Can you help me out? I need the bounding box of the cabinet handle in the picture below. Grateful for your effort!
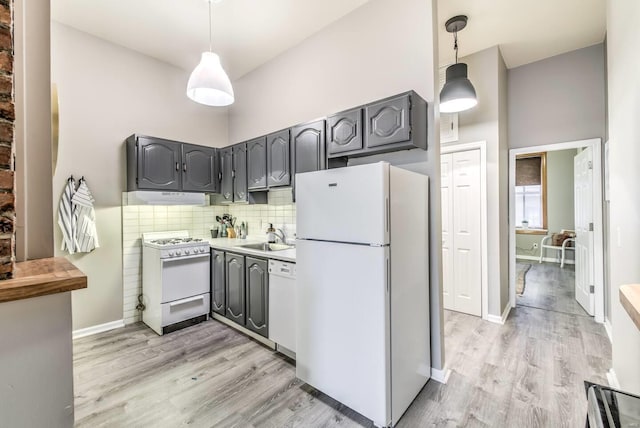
[183,163,187,172]
[218,172,222,181]
[175,162,179,171]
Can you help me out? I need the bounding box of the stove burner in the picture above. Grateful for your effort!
[149,237,204,246]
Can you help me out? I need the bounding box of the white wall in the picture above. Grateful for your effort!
[444,46,509,316]
[606,0,640,394]
[51,23,228,330]
[228,0,445,370]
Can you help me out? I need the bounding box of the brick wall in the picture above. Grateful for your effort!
[0,0,13,279]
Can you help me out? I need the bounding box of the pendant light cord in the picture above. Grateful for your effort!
[453,30,458,64]
[208,0,212,53]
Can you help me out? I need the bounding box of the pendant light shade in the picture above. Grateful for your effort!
[186,0,234,107]
[440,63,477,113]
[439,15,477,113]
[186,52,234,106]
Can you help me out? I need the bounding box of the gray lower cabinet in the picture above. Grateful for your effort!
[247,137,267,190]
[182,144,219,193]
[225,252,245,324]
[292,119,326,176]
[210,249,226,315]
[326,108,363,156]
[267,130,291,187]
[245,257,269,337]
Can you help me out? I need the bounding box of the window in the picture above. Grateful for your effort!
[515,153,547,234]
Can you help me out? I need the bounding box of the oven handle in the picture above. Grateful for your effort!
[169,295,205,309]
[161,253,210,263]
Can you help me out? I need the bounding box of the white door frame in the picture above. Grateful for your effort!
[442,141,489,320]
[508,138,604,323]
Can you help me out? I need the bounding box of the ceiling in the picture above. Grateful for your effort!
[52,0,607,79]
[438,0,606,69]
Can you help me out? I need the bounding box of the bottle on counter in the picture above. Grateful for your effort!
[267,223,276,243]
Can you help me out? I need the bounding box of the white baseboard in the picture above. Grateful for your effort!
[486,303,512,325]
[516,255,575,265]
[73,319,125,340]
[431,366,451,384]
[607,368,620,389]
[604,318,613,343]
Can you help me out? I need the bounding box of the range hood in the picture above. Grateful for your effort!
[124,191,207,206]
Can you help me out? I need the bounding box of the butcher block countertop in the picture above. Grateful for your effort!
[620,284,640,331]
[0,257,87,303]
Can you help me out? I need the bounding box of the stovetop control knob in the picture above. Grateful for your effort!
[184,249,191,255]
[176,250,182,256]
[168,251,175,257]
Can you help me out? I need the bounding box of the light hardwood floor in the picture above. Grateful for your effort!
[74,306,610,427]
[517,262,588,317]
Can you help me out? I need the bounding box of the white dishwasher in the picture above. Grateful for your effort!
[268,259,296,355]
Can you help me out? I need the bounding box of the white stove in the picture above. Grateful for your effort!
[141,231,210,335]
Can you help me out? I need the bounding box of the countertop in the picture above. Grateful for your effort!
[620,284,640,331]
[0,257,88,303]
[208,238,296,263]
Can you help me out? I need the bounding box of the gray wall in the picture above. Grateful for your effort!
[607,0,640,395]
[228,0,445,370]
[443,46,510,317]
[508,43,606,149]
[51,23,229,330]
[516,149,576,259]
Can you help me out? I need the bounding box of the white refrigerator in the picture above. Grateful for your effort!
[295,162,431,428]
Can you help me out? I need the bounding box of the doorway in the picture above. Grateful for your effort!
[441,141,488,318]
[508,138,605,322]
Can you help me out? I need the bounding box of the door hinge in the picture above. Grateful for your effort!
[590,285,595,294]
[588,161,593,170]
[589,222,594,232]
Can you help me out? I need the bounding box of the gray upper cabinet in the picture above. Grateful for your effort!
[219,147,234,202]
[292,119,326,176]
[128,135,182,191]
[182,144,219,193]
[211,249,225,316]
[267,130,291,187]
[225,252,245,325]
[327,108,363,156]
[365,94,411,148]
[245,257,268,337]
[233,143,248,203]
[247,137,267,190]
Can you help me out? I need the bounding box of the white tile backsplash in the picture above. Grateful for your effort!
[121,192,296,325]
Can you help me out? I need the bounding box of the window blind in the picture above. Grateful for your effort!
[516,156,542,186]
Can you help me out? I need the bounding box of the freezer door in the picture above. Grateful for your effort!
[296,239,391,427]
[296,162,389,245]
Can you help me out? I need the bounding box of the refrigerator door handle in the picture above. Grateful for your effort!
[385,197,390,233]
[386,256,390,294]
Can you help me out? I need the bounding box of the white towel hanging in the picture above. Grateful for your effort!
[72,178,99,253]
[58,176,77,254]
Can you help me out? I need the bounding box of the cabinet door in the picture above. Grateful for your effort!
[136,136,182,190]
[247,137,267,190]
[365,94,411,148]
[211,249,226,315]
[292,119,326,175]
[182,144,218,192]
[245,257,268,337]
[225,253,245,324]
[267,130,291,187]
[327,108,363,156]
[233,143,248,203]
[219,147,234,202]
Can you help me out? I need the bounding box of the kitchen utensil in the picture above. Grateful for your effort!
[216,216,222,224]
[220,224,228,238]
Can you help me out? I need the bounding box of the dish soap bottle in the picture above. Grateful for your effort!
[266,223,276,243]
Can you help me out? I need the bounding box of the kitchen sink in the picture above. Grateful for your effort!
[239,243,294,252]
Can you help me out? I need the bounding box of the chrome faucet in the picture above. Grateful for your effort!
[273,228,287,244]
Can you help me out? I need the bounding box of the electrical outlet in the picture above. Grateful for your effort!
[532,243,538,249]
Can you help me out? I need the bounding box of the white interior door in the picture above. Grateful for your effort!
[440,153,454,310]
[574,147,595,315]
[440,149,482,316]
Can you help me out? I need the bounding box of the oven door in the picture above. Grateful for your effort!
[161,253,210,303]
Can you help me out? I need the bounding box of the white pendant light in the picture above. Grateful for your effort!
[440,15,477,113]
[186,0,234,106]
